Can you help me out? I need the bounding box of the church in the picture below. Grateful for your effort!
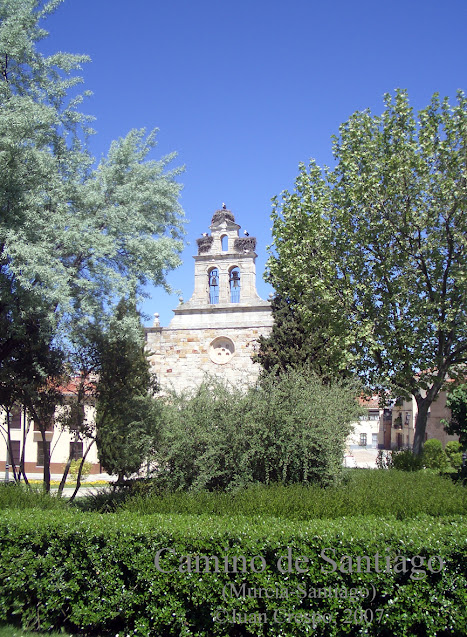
[145,206,274,392]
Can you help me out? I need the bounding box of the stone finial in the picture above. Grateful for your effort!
[153,312,160,327]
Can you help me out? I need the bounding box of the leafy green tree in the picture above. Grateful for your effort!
[443,384,467,449]
[266,90,467,455]
[95,300,161,483]
[0,0,184,355]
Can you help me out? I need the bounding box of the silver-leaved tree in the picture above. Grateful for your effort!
[264,90,467,455]
[0,0,185,485]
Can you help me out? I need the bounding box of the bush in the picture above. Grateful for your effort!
[423,438,449,470]
[67,460,92,482]
[0,510,466,636]
[392,449,423,471]
[155,371,362,491]
[445,441,463,470]
[376,449,393,469]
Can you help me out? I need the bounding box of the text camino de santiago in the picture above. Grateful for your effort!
[154,546,444,581]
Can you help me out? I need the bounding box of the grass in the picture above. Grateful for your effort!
[1,469,466,520]
[118,469,467,520]
[0,483,67,510]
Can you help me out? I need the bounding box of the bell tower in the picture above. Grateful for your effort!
[146,205,273,392]
[168,207,272,328]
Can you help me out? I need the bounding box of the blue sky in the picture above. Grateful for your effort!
[42,0,467,327]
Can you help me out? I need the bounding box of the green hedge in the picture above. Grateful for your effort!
[1,511,467,636]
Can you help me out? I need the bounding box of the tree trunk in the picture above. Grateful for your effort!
[6,410,18,482]
[68,439,95,504]
[412,396,432,456]
[40,427,51,493]
[57,455,73,497]
[18,409,30,486]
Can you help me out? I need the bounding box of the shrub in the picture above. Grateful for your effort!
[423,438,449,470]
[376,449,393,469]
[445,441,463,470]
[0,511,466,636]
[392,449,423,471]
[155,371,362,491]
[67,460,92,482]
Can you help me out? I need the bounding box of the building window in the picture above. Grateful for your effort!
[37,441,50,467]
[8,406,21,429]
[372,433,378,448]
[208,268,219,304]
[368,410,379,421]
[229,267,240,303]
[34,417,54,432]
[221,235,228,251]
[359,433,367,447]
[8,441,20,466]
[70,441,83,460]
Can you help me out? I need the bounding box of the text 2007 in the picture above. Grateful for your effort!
[343,608,384,624]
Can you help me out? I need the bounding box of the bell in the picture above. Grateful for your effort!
[231,271,240,287]
[211,276,218,286]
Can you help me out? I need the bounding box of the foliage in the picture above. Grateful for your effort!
[95,300,161,482]
[0,624,70,637]
[376,449,394,469]
[0,484,66,510]
[0,0,184,491]
[0,510,466,635]
[67,459,91,482]
[443,383,467,448]
[391,449,423,471]
[255,294,351,381]
[0,0,185,340]
[445,440,464,470]
[120,470,467,520]
[155,371,361,491]
[265,90,467,455]
[422,438,449,470]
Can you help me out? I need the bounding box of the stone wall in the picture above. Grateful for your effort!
[146,324,271,394]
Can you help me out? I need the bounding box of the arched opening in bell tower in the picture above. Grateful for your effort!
[229,266,241,303]
[208,268,219,304]
[221,235,228,251]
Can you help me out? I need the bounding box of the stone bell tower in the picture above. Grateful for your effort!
[146,206,273,392]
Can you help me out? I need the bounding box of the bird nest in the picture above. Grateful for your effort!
[197,235,214,254]
[211,210,235,225]
[234,237,256,252]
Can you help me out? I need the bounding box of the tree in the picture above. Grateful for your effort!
[155,371,362,491]
[94,300,161,483]
[0,0,185,359]
[443,384,467,449]
[255,294,352,382]
[265,90,467,455]
[0,302,66,490]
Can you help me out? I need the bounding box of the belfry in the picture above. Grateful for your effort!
[145,207,273,391]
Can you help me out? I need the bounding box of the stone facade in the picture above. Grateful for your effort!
[145,208,273,393]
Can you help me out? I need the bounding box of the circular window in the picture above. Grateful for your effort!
[209,337,235,365]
